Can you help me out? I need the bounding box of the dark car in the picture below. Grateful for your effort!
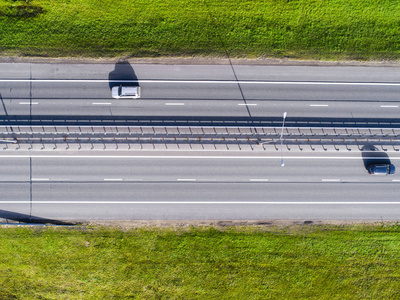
[368,164,396,175]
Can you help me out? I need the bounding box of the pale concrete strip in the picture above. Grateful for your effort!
[3,201,400,204]
[1,155,400,160]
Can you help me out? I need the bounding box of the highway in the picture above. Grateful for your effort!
[1,63,400,119]
[1,80,400,118]
[0,62,400,222]
[0,153,399,221]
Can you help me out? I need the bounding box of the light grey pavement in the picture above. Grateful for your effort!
[1,154,400,221]
[1,62,400,222]
[1,63,400,118]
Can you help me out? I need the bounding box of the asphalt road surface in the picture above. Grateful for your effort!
[1,63,400,119]
[1,62,400,222]
[0,152,399,221]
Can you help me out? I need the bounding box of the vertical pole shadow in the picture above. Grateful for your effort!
[0,209,77,225]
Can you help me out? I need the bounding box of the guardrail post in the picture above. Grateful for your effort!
[298,143,303,151]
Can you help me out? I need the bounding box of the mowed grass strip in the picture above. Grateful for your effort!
[0,225,400,299]
[0,0,400,60]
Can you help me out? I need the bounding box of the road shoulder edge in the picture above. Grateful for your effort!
[1,56,400,67]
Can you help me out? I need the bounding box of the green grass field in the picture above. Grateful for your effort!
[1,224,400,299]
[1,0,400,60]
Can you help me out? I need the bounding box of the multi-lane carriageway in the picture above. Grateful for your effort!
[1,62,400,222]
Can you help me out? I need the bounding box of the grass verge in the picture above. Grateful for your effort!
[0,224,400,299]
[0,0,400,60]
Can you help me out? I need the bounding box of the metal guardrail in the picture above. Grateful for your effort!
[1,126,400,147]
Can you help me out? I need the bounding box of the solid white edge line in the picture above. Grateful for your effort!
[2,201,400,204]
[1,155,400,160]
[3,79,400,86]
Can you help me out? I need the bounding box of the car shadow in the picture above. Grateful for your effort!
[108,61,138,90]
[361,143,392,172]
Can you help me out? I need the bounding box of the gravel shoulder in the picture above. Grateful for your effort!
[1,55,400,67]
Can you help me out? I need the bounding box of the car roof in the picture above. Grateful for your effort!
[121,86,139,95]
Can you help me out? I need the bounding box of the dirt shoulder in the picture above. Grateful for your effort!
[1,55,400,66]
[1,218,394,228]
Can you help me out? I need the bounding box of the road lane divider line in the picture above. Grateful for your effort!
[92,103,112,105]
[177,178,196,181]
[19,102,38,105]
[4,79,400,87]
[238,103,257,106]
[310,104,329,107]
[31,178,50,181]
[392,179,400,182]
[322,179,340,182]
[250,179,269,181]
[380,105,399,108]
[103,178,123,181]
[165,103,185,106]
